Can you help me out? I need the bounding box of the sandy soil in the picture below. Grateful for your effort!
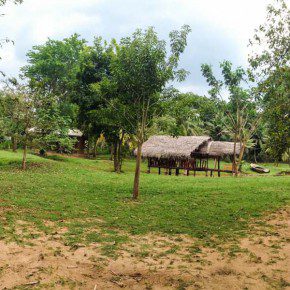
[0,208,289,290]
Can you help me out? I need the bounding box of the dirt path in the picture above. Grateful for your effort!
[0,208,289,290]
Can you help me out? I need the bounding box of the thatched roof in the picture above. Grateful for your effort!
[139,136,241,159]
[195,141,241,157]
[140,135,211,158]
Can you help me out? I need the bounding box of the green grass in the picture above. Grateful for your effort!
[0,150,289,248]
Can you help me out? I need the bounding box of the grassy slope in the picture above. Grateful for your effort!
[0,150,289,247]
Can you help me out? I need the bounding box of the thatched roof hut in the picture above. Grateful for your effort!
[196,141,241,157]
[140,135,211,158]
[140,136,241,159]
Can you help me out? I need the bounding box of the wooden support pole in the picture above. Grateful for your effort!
[176,168,179,176]
[147,158,151,174]
[169,168,172,176]
[218,157,221,177]
[158,167,161,175]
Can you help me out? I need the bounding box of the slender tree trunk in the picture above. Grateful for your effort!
[113,141,119,172]
[132,141,142,199]
[117,131,125,173]
[22,138,27,170]
[233,133,238,176]
[11,136,17,152]
[110,145,114,161]
[93,137,97,158]
[236,141,246,174]
[254,147,257,163]
[113,132,125,173]
[116,141,122,173]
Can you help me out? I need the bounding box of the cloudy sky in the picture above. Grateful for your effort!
[0,0,273,95]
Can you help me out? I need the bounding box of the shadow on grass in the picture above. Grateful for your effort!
[45,155,69,162]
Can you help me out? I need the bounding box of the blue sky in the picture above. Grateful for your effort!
[0,0,272,96]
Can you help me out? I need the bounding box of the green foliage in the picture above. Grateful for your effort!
[262,67,290,161]
[22,34,86,126]
[0,80,75,154]
[200,64,222,99]
[249,0,289,76]
[249,0,290,162]
[153,91,207,137]
[23,34,86,96]
[106,25,191,141]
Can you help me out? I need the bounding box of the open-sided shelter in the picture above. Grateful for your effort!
[140,135,241,176]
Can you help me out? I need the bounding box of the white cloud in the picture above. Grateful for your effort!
[0,0,273,95]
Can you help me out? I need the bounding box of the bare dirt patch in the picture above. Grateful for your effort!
[0,209,289,289]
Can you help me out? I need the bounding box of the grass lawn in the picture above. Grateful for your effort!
[0,150,289,249]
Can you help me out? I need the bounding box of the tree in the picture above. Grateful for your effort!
[76,38,128,170]
[201,61,260,174]
[0,81,23,151]
[104,26,191,199]
[152,90,206,137]
[249,0,290,163]
[0,79,74,169]
[22,34,87,125]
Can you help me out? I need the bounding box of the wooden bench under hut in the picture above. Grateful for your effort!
[140,135,241,177]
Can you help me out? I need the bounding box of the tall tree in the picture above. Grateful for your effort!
[105,26,191,199]
[75,38,124,166]
[201,61,260,174]
[22,34,86,125]
[249,0,290,163]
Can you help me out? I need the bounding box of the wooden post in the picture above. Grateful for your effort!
[158,167,161,175]
[147,158,151,173]
[176,168,179,176]
[214,158,217,170]
[218,157,221,177]
[169,168,172,175]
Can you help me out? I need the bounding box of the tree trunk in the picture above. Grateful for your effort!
[236,141,246,174]
[254,147,257,163]
[132,141,142,200]
[116,141,122,173]
[113,132,124,173]
[22,140,27,170]
[113,141,118,172]
[117,132,124,172]
[11,136,17,152]
[113,141,122,173]
[233,133,238,177]
[110,145,114,161]
[93,137,97,158]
